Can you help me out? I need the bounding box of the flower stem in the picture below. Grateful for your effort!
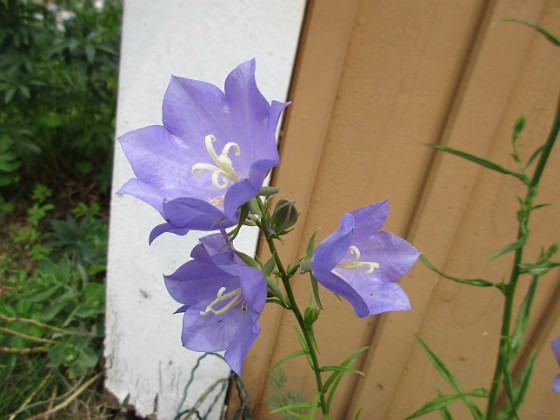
[255,205,329,417]
[485,92,560,419]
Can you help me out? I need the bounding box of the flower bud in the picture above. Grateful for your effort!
[269,198,299,235]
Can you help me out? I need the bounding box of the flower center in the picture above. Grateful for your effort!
[200,286,244,316]
[192,135,241,189]
[336,245,379,274]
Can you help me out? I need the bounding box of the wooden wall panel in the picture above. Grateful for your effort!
[239,0,560,418]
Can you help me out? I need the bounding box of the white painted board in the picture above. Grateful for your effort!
[105,1,305,418]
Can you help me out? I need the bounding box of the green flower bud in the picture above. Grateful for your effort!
[269,198,299,235]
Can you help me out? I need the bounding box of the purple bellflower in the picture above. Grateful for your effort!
[310,200,420,318]
[164,233,266,375]
[552,337,560,393]
[118,59,288,242]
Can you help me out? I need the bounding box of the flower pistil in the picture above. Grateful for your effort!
[192,134,241,189]
[200,286,244,316]
[336,246,380,274]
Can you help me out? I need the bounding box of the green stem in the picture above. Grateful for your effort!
[255,202,328,417]
[485,92,560,419]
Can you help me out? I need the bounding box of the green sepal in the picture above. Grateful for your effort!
[426,143,528,184]
[247,198,262,218]
[258,186,280,197]
[405,389,488,419]
[303,306,321,327]
[307,231,318,257]
[232,250,260,269]
[413,334,484,419]
[309,273,324,309]
[263,255,276,277]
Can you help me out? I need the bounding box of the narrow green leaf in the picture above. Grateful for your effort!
[327,373,344,413]
[353,408,362,420]
[421,255,503,291]
[322,346,368,393]
[486,235,527,265]
[270,401,315,414]
[427,144,526,182]
[497,352,537,420]
[526,144,545,167]
[406,389,488,419]
[320,366,365,376]
[270,350,308,373]
[494,19,560,46]
[414,335,484,419]
[309,392,321,420]
[511,277,539,356]
[437,387,453,420]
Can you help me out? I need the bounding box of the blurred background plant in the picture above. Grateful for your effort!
[0,0,121,417]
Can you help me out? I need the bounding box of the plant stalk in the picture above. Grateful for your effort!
[485,92,560,419]
[256,209,329,417]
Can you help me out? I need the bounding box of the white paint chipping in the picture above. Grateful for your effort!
[106,1,305,418]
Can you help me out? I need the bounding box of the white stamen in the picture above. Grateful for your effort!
[336,245,379,274]
[200,287,243,316]
[192,135,241,189]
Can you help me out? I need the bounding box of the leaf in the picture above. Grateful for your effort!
[426,144,527,183]
[494,19,560,47]
[406,389,488,419]
[270,350,308,372]
[486,235,527,265]
[413,335,484,419]
[320,366,365,376]
[437,387,453,420]
[307,231,318,257]
[309,392,321,420]
[322,346,368,393]
[421,255,503,292]
[270,401,316,415]
[526,144,544,167]
[511,277,538,356]
[497,353,537,420]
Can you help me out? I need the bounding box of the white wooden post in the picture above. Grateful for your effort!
[105,1,305,417]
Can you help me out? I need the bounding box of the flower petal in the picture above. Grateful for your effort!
[311,213,354,271]
[163,197,236,230]
[349,200,389,243]
[162,75,229,144]
[164,259,238,306]
[223,159,278,221]
[344,231,420,284]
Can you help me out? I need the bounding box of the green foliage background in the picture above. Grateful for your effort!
[0,0,121,417]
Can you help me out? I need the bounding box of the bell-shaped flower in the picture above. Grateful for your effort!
[552,337,560,393]
[164,233,266,375]
[310,200,420,318]
[118,59,288,242]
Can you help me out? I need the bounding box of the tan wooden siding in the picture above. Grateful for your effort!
[238,0,560,418]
